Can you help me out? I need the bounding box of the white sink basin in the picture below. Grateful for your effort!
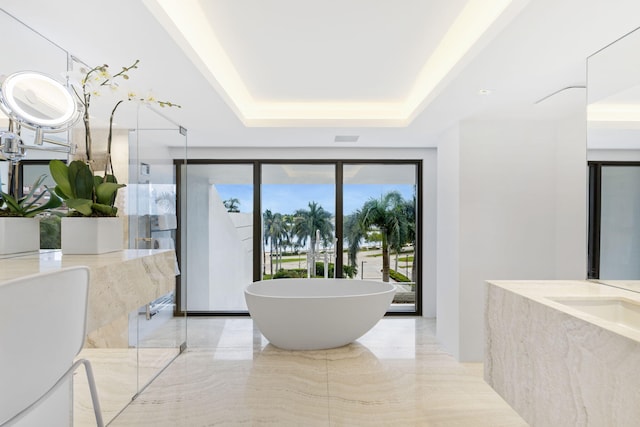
[547,296,640,332]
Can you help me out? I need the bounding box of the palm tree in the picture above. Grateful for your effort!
[263,210,274,275]
[263,210,288,275]
[344,213,366,273]
[389,196,413,272]
[359,191,408,282]
[269,213,288,272]
[223,198,240,212]
[403,194,417,282]
[293,201,334,271]
[281,214,295,254]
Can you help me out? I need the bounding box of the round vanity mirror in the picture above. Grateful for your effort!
[0,71,82,132]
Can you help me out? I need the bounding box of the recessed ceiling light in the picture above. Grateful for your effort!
[478,89,492,95]
[334,135,359,142]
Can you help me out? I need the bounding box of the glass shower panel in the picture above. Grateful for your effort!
[182,163,254,312]
[343,163,418,312]
[130,105,187,392]
[599,166,640,278]
[262,164,336,280]
[0,161,7,193]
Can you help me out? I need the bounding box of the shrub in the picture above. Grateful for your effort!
[314,261,335,278]
[268,264,357,279]
[389,269,411,283]
[40,215,61,249]
[342,264,357,279]
[273,268,307,279]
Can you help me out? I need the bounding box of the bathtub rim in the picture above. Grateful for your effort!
[245,279,396,300]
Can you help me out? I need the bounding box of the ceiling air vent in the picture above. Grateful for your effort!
[334,135,359,142]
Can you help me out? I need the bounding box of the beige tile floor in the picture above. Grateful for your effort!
[109,317,528,426]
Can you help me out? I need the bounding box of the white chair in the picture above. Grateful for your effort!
[0,266,104,427]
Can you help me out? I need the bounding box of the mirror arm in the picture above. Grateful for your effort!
[40,137,76,150]
[34,128,43,145]
[18,143,75,155]
[0,132,25,164]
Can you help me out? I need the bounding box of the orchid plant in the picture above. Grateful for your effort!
[51,60,180,217]
[70,59,180,178]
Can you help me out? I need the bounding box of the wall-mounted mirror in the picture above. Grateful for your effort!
[0,71,81,132]
[0,71,81,163]
[0,70,81,196]
[587,26,640,292]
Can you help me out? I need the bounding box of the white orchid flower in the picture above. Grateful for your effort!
[98,68,111,81]
[142,91,157,104]
[69,58,177,185]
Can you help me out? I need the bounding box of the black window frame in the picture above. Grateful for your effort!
[175,159,423,317]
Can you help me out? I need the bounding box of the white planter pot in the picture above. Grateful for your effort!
[0,217,40,255]
[61,217,123,254]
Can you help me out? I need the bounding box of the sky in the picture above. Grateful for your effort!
[216,183,415,216]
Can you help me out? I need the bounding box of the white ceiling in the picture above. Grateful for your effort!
[199,0,467,102]
[1,0,640,148]
[143,0,526,127]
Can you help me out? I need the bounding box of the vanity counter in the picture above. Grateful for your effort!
[592,279,640,293]
[0,249,177,334]
[485,280,640,427]
[487,279,640,342]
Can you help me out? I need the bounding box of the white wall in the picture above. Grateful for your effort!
[422,148,438,317]
[437,114,587,361]
[555,117,589,277]
[185,173,211,310]
[436,126,460,357]
[208,186,253,310]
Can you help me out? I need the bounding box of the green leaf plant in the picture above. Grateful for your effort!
[0,174,62,217]
[49,159,125,217]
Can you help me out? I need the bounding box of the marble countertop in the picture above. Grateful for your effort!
[592,279,640,293]
[0,249,174,282]
[0,249,178,335]
[487,279,640,343]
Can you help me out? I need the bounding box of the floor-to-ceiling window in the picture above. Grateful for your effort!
[343,163,419,312]
[181,162,254,313]
[179,160,421,315]
[588,161,640,279]
[262,163,336,280]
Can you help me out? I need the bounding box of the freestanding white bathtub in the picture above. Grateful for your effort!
[244,279,396,350]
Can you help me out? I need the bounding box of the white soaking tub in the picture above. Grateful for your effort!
[244,279,395,350]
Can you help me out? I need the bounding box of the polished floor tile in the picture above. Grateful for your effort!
[73,348,179,426]
[109,317,527,426]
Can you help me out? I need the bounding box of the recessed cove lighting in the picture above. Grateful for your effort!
[144,0,521,126]
[588,104,640,122]
[334,135,359,143]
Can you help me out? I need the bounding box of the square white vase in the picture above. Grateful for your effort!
[0,217,40,255]
[61,217,123,254]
